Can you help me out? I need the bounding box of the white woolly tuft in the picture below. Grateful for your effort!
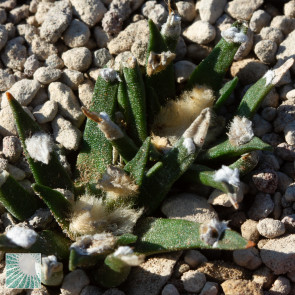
[213,165,240,187]
[99,68,121,82]
[227,116,254,146]
[114,246,144,266]
[25,132,53,164]
[6,226,38,249]
[200,219,229,248]
[183,137,196,154]
[221,27,248,44]
[114,246,134,256]
[0,170,9,187]
[263,70,275,86]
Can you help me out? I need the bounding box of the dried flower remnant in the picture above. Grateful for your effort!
[25,132,53,164]
[6,226,38,248]
[227,116,254,146]
[113,246,144,266]
[82,107,124,140]
[161,12,181,39]
[146,51,176,76]
[97,166,139,199]
[200,219,229,248]
[99,68,122,82]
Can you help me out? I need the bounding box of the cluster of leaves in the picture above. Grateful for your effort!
[0,8,292,288]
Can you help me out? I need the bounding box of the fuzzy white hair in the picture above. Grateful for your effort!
[25,132,53,164]
[6,226,38,248]
[214,165,240,187]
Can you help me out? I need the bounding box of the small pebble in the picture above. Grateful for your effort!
[181,270,206,293]
[176,1,196,22]
[253,266,274,289]
[270,15,295,35]
[0,68,15,91]
[60,269,90,295]
[252,169,278,194]
[45,54,64,69]
[260,26,284,45]
[284,0,295,18]
[248,193,274,220]
[225,0,264,20]
[184,250,208,269]
[174,60,196,83]
[161,284,179,295]
[269,276,291,294]
[254,40,277,64]
[233,248,262,270]
[284,183,295,202]
[93,26,109,48]
[63,18,90,48]
[33,67,62,84]
[261,107,277,122]
[24,54,40,77]
[198,0,226,24]
[141,1,168,26]
[62,47,92,72]
[93,48,112,68]
[249,9,271,33]
[2,136,22,162]
[199,281,219,295]
[28,208,53,230]
[33,100,58,124]
[60,69,84,90]
[80,285,103,295]
[257,218,285,238]
[183,20,216,45]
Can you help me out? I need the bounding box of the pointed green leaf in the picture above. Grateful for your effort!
[186,22,247,92]
[7,93,73,191]
[124,137,151,186]
[134,218,251,255]
[214,77,239,112]
[76,74,119,182]
[32,183,72,234]
[0,172,42,221]
[198,137,272,163]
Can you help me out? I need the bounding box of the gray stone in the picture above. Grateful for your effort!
[199,282,218,295]
[0,69,15,91]
[60,269,90,295]
[28,208,53,230]
[33,67,62,84]
[93,48,112,68]
[71,0,107,27]
[1,37,26,70]
[48,82,84,127]
[277,171,293,193]
[0,106,17,136]
[0,8,6,24]
[254,40,277,64]
[24,54,40,77]
[261,107,277,121]
[252,169,278,194]
[250,10,271,33]
[131,36,149,66]
[29,38,58,61]
[5,79,40,107]
[8,4,29,24]
[225,0,264,20]
[233,248,262,270]
[52,115,82,151]
[260,27,284,45]
[181,270,206,293]
[284,121,295,145]
[257,218,285,238]
[142,1,168,26]
[33,101,58,124]
[284,183,295,202]
[176,1,196,22]
[269,276,291,295]
[198,0,226,24]
[271,15,295,35]
[175,37,187,61]
[30,87,48,108]
[161,193,218,223]
[45,54,64,69]
[125,252,181,295]
[183,20,216,45]
[276,143,295,161]
[107,20,149,55]
[60,69,84,90]
[221,279,263,295]
[7,164,25,181]
[184,250,208,268]
[285,0,295,18]
[2,136,22,163]
[0,24,8,51]
[78,79,94,109]
[62,47,92,72]
[248,193,274,220]
[93,26,109,48]
[63,19,90,48]
[103,289,125,295]
[5,22,15,40]
[241,219,260,243]
[161,284,179,295]
[174,60,196,83]
[252,114,272,137]
[253,266,274,289]
[80,285,103,295]
[274,99,295,132]
[261,234,295,274]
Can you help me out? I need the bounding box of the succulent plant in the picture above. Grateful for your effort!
[0,5,293,289]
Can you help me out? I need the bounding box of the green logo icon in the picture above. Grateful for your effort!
[5,253,41,289]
